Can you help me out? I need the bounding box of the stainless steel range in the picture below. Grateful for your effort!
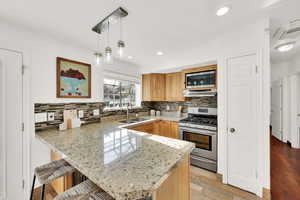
[179,107,217,172]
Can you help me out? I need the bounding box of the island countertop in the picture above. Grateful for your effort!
[36,120,194,200]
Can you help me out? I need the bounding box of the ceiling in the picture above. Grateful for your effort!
[269,0,300,64]
[0,0,298,67]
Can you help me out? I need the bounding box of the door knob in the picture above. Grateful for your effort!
[230,128,236,133]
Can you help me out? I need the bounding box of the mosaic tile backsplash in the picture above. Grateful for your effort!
[34,102,105,131]
[142,96,217,113]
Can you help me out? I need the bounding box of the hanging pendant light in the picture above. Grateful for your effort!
[94,36,103,65]
[104,47,112,63]
[104,21,113,63]
[117,17,125,58]
[94,52,103,65]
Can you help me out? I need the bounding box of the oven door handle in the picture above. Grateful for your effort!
[179,127,216,135]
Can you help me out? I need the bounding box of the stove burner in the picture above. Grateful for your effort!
[179,115,217,127]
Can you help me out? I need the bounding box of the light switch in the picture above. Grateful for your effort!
[47,112,55,121]
[35,113,47,123]
[78,110,84,118]
[93,109,99,116]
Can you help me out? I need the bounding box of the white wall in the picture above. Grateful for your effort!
[271,62,290,81]
[0,19,141,194]
[141,18,271,192]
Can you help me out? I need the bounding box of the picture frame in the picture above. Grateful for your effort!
[56,57,91,98]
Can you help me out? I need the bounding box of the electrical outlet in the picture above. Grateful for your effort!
[78,110,84,118]
[35,113,47,123]
[93,109,99,116]
[47,112,55,121]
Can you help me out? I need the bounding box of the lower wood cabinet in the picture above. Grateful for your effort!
[50,151,73,194]
[128,120,179,139]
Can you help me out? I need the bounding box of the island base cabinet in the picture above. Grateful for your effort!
[50,151,73,194]
[153,154,190,200]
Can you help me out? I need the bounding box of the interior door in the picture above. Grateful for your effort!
[271,80,283,141]
[227,53,259,194]
[0,49,23,200]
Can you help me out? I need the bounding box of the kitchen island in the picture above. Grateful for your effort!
[36,120,194,200]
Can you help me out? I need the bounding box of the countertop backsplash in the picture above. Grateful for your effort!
[142,96,217,113]
[34,102,105,131]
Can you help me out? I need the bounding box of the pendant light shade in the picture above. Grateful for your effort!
[94,52,103,65]
[118,40,125,58]
[105,47,112,63]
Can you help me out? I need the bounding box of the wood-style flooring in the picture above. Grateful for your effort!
[32,167,267,200]
[271,135,300,200]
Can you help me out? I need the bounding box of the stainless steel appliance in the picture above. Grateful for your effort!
[179,107,217,172]
[185,70,216,89]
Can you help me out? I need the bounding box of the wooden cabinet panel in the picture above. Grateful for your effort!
[142,74,165,101]
[128,122,155,134]
[153,154,190,200]
[127,121,179,139]
[50,151,73,194]
[170,121,179,139]
[165,72,184,102]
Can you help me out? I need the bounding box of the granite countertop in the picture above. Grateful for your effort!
[36,120,194,200]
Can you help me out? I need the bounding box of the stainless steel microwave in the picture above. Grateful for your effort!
[185,70,216,89]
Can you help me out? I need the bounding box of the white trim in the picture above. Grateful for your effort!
[0,55,7,200]
[0,194,5,200]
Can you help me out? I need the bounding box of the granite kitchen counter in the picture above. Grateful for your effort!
[36,121,194,200]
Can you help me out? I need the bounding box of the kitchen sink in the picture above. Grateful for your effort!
[119,118,148,124]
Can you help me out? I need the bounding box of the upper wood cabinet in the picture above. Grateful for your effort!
[165,72,185,102]
[142,73,166,101]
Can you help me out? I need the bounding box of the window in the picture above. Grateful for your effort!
[104,78,141,109]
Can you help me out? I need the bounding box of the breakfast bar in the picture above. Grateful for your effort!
[36,120,194,200]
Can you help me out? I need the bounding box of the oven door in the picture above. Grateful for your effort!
[186,70,216,89]
[180,127,217,161]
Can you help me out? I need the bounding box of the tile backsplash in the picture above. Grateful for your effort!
[34,102,105,131]
[142,96,217,113]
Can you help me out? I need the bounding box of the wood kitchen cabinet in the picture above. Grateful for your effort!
[165,72,185,102]
[142,74,166,101]
[50,151,73,194]
[128,121,179,139]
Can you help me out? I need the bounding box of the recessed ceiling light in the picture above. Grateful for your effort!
[274,39,296,52]
[128,56,133,59]
[216,6,230,16]
[156,51,164,56]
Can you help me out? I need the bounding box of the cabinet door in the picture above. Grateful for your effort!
[151,74,166,101]
[142,74,151,101]
[166,72,184,101]
[170,122,179,139]
[159,121,171,137]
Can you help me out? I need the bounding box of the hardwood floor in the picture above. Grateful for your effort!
[32,167,267,200]
[271,135,300,200]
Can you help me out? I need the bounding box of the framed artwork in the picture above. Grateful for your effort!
[56,57,91,98]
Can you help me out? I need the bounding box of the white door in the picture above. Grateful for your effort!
[271,80,283,141]
[0,49,24,200]
[227,53,259,194]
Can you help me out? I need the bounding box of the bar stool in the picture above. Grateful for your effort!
[30,159,76,200]
[53,180,114,200]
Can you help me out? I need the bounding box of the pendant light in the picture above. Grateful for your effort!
[104,21,113,63]
[117,17,125,58]
[94,36,103,65]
